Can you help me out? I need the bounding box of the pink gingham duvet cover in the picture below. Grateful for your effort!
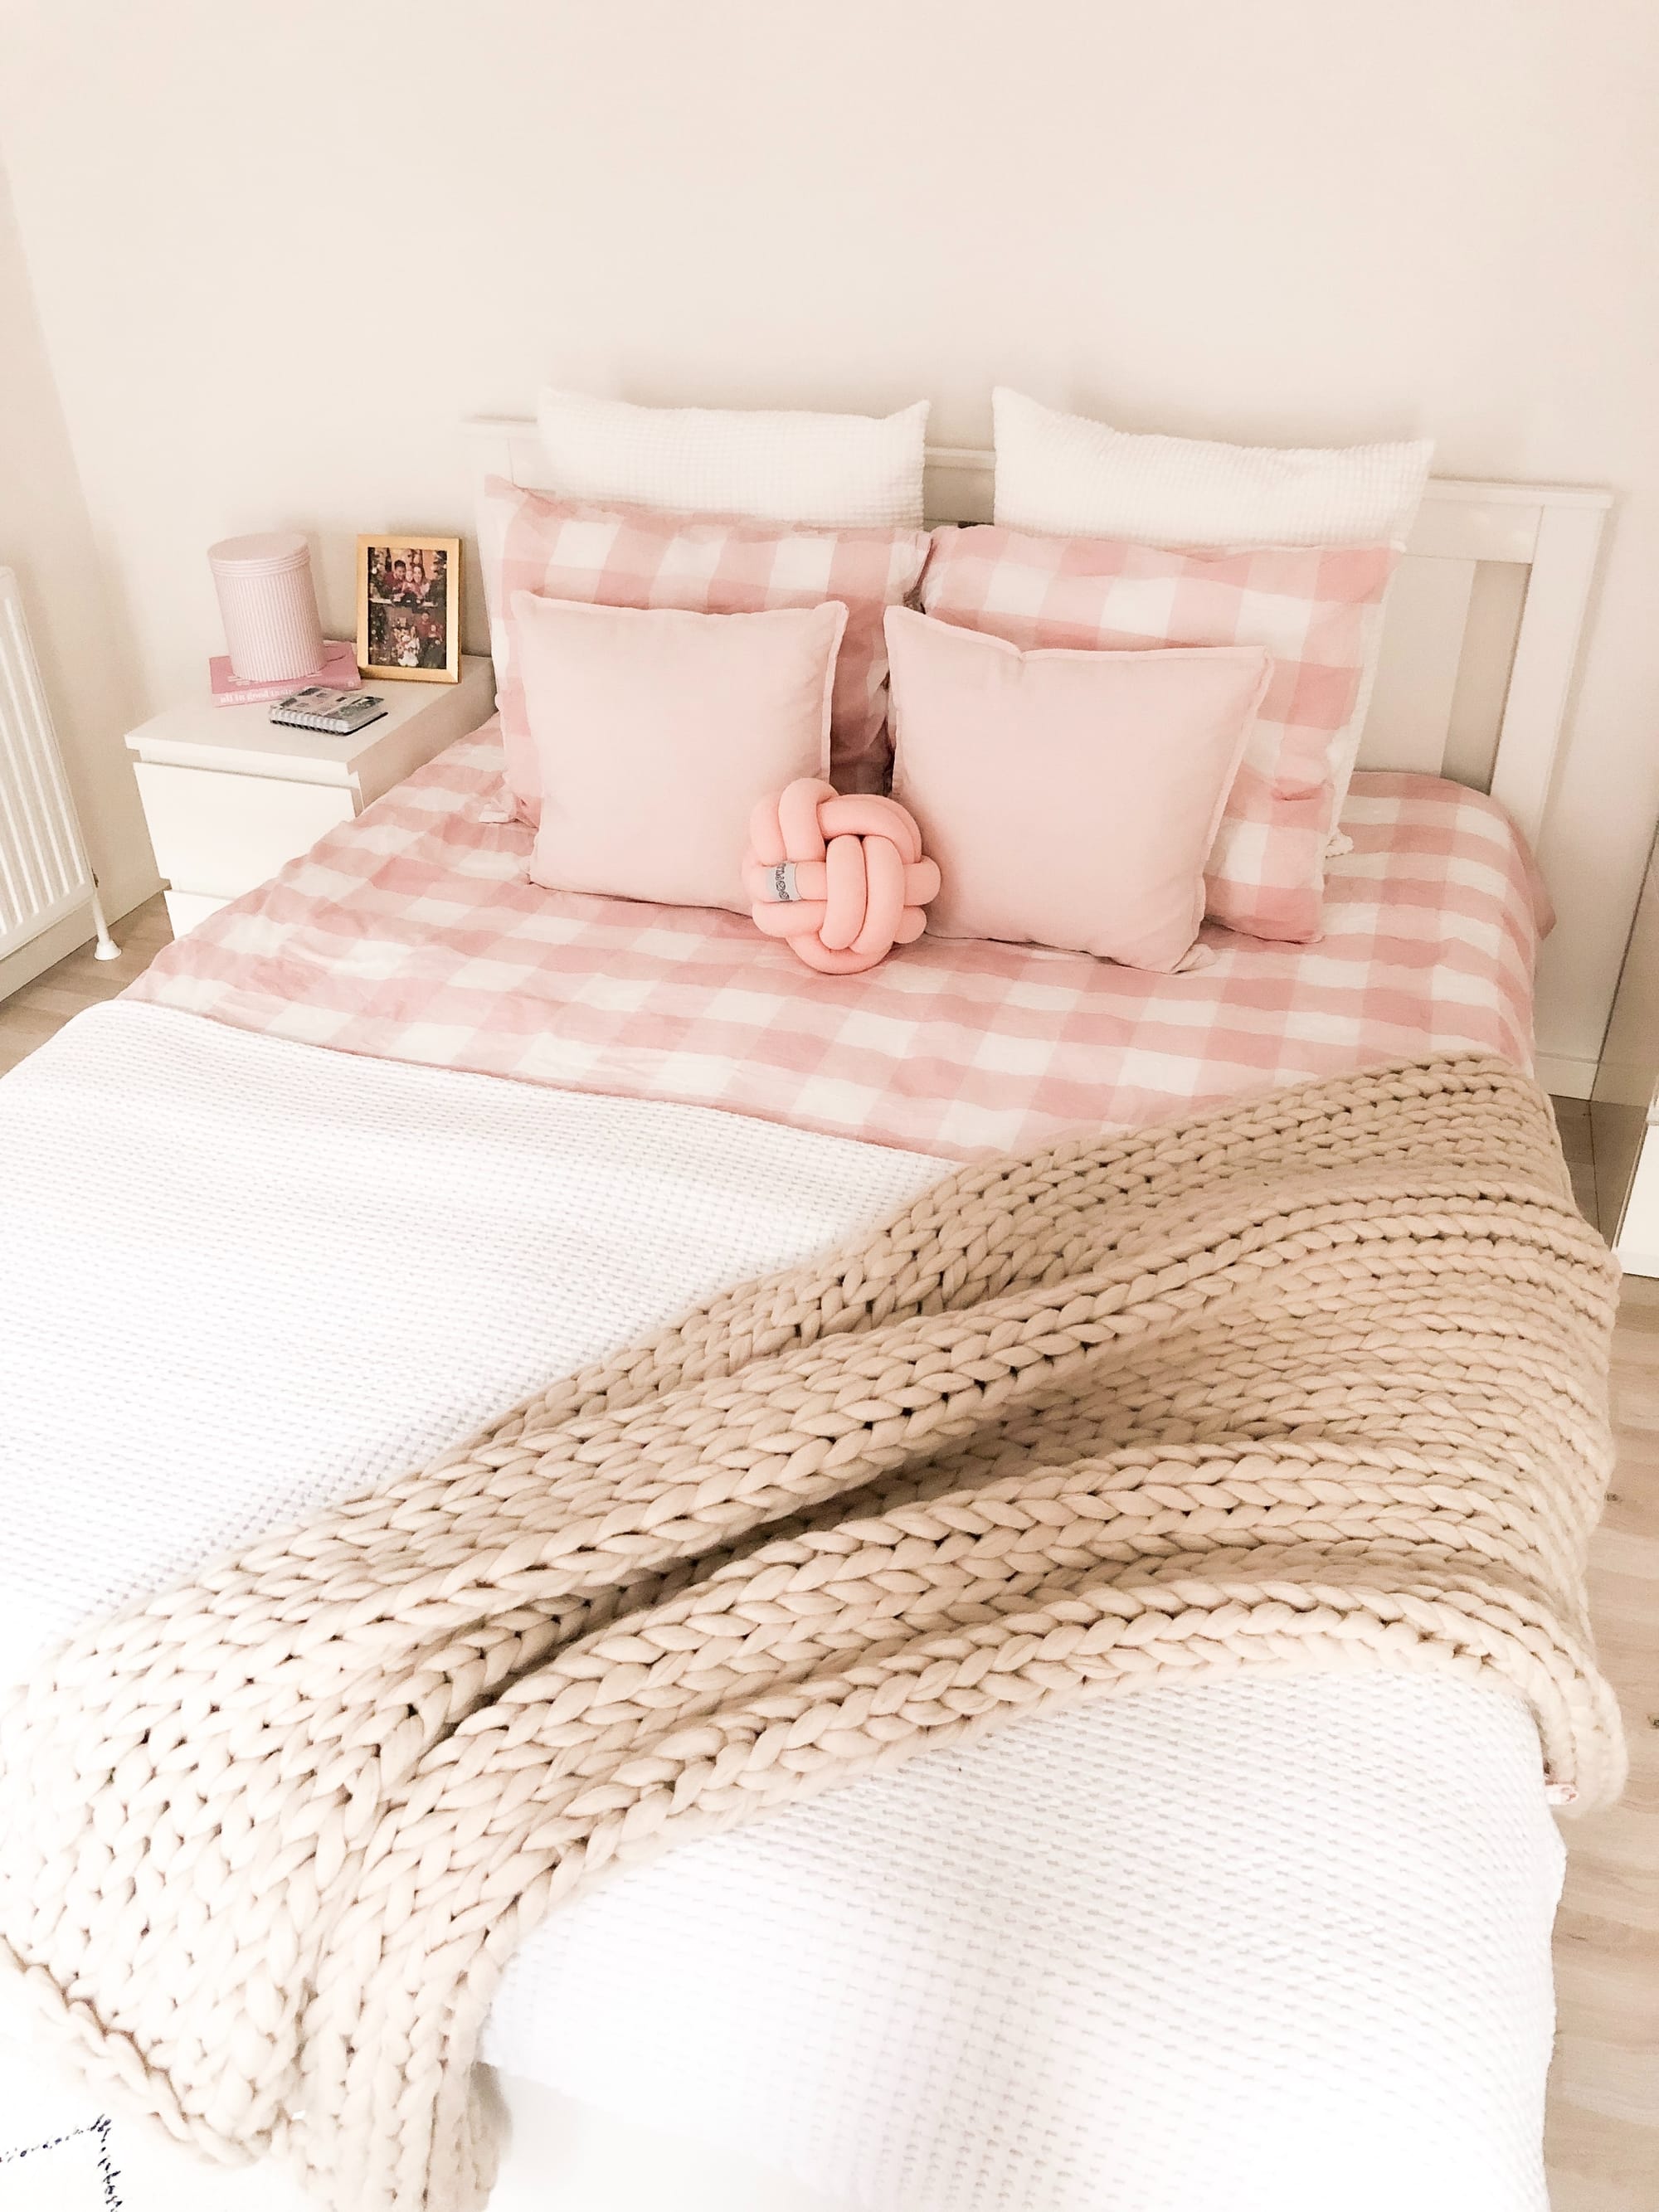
[127,719,1546,1159]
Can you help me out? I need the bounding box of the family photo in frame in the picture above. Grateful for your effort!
[356,534,461,683]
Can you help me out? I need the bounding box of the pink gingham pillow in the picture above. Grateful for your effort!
[917,526,1399,941]
[478,475,929,820]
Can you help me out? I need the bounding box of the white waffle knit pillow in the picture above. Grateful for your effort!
[991,387,1433,834]
[992,387,1432,548]
[537,388,929,529]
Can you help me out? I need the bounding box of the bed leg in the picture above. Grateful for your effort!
[90,886,120,961]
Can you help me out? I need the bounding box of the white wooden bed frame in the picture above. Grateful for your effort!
[465,418,1611,1091]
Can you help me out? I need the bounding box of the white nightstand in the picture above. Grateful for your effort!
[126,653,495,934]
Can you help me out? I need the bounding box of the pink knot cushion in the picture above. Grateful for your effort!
[746,779,940,975]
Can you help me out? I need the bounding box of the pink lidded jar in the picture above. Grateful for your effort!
[207,532,325,683]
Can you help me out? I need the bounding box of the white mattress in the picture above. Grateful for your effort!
[0,1001,1564,2211]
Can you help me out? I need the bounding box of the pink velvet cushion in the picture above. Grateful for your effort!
[745,780,941,975]
[519,593,847,914]
[478,475,929,819]
[886,606,1271,972]
[917,526,1397,942]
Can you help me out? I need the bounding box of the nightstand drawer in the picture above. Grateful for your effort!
[132,761,356,898]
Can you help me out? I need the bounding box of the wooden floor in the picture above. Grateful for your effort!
[0,893,173,1077]
[0,919,1654,2207]
[1547,1096,1658,2212]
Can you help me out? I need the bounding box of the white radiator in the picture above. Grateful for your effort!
[0,566,115,965]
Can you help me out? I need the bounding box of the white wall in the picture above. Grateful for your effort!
[1,0,1654,1077]
[0,159,158,946]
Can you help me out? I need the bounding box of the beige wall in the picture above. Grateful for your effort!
[1,0,1655,1077]
[0,159,157,931]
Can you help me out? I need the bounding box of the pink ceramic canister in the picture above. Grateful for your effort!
[207,532,325,683]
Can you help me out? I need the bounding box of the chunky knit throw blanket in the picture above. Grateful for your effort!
[0,1056,1624,2212]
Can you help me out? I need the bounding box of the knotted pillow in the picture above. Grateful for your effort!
[745,778,940,974]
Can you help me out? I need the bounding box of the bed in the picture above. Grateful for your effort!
[0,441,1613,2212]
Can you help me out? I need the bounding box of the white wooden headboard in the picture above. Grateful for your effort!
[465,418,1610,853]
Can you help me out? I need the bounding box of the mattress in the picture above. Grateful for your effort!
[124,720,1546,1156]
[0,998,1564,2211]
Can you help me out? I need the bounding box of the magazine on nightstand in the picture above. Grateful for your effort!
[269,687,388,736]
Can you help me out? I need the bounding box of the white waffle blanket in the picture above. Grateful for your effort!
[0,1003,1564,2212]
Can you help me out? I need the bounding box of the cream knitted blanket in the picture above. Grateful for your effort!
[0,1056,1625,2212]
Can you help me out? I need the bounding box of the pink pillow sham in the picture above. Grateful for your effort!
[886,607,1270,972]
[477,474,929,820]
[917,525,1398,942]
[518,593,846,914]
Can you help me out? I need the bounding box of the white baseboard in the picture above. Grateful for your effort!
[0,863,162,1003]
[1535,1051,1597,1100]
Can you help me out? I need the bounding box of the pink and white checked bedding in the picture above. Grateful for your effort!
[126,719,1547,1160]
[478,477,930,805]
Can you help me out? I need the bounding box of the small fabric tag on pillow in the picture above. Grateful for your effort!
[766,862,804,903]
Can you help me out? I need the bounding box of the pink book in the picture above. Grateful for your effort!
[210,638,361,706]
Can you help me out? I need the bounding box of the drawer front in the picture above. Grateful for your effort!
[133,763,356,898]
[162,888,229,937]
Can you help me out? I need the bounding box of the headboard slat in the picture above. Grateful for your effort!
[1489,500,1608,850]
[1358,557,1476,776]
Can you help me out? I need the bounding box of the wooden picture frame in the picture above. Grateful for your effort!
[355,534,462,683]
